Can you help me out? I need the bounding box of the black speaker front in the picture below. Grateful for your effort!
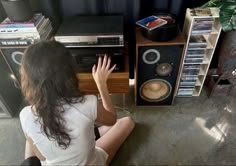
[0,51,23,117]
[1,47,27,83]
[136,44,183,105]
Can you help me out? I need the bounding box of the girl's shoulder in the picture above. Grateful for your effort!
[19,106,33,120]
[71,95,97,109]
[84,95,97,101]
[19,106,39,123]
[19,106,36,133]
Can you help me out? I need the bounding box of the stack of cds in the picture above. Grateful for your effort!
[177,87,195,96]
[182,64,201,76]
[188,35,207,49]
[192,18,214,34]
[184,35,207,64]
[0,13,53,46]
[190,9,214,34]
[186,50,205,58]
[178,63,201,91]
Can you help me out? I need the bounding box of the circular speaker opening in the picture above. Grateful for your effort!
[11,51,23,65]
[142,49,160,64]
[140,79,172,102]
[156,63,173,76]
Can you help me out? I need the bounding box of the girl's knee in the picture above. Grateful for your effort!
[119,116,135,129]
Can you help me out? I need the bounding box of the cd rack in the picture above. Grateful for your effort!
[176,8,222,97]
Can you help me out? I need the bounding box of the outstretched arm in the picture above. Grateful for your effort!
[92,55,117,126]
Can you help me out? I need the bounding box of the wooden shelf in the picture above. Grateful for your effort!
[176,8,221,97]
[136,28,186,46]
[196,78,202,86]
[76,55,129,94]
[192,89,198,96]
[0,43,129,95]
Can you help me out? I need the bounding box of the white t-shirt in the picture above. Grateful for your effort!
[20,95,108,166]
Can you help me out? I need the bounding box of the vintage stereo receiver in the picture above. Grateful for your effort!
[54,15,125,72]
[54,15,124,48]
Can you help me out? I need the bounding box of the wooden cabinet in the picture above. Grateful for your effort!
[0,45,129,95]
[176,8,222,97]
[76,55,129,94]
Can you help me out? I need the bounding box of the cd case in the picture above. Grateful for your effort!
[136,16,167,30]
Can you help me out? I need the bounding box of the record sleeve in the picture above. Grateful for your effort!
[136,16,167,30]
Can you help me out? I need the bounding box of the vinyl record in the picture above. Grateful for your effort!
[141,13,178,42]
[140,79,172,102]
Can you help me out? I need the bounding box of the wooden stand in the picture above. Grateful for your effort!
[136,28,186,47]
[76,55,129,94]
[0,45,129,95]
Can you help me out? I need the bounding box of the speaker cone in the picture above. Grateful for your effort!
[142,49,160,64]
[11,51,23,65]
[140,79,172,102]
[156,63,173,76]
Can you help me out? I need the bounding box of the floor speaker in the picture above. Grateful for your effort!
[0,47,27,83]
[135,28,185,105]
[0,50,23,117]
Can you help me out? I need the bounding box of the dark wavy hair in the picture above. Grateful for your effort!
[20,41,83,149]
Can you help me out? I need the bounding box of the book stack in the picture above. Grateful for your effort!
[0,13,53,46]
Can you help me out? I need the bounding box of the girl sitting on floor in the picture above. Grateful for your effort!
[19,41,135,165]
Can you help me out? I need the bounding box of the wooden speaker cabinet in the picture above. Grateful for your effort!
[135,28,186,106]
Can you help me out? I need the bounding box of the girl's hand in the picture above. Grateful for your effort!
[92,55,116,87]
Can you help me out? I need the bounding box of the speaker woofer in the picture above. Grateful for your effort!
[140,79,172,102]
[142,49,160,64]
